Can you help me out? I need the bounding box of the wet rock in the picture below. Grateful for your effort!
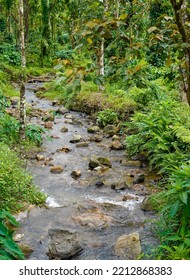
[111,182,126,191]
[112,134,120,141]
[60,126,68,133]
[133,173,145,184]
[114,232,141,260]
[72,119,83,126]
[18,243,34,258]
[87,126,100,133]
[42,113,55,122]
[56,107,69,115]
[73,213,111,230]
[141,196,156,212]
[64,113,74,119]
[36,154,45,161]
[97,157,112,168]
[95,181,104,187]
[57,146,72,153]
[65,119,73,124]
[76,142,89,148]
[89,155,102,169]
[50,135,60,139]
[89,156,112,169]
[103,125,118,137]
[13,233,24,242]
[44,121,53,129]
[89,135,103,142]
[10,96,19,108]
[122,194,139,201]
[121,160,142,168]
[70,170,81,179]
[52,100,60,106]
[110,140,123,150]
[50,165,64,173]
[47,229,83,259]
[70,134,82,143]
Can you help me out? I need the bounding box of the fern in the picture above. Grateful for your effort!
[172,125,190,144]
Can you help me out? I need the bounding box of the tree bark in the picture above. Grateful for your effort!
[19,0,26,141]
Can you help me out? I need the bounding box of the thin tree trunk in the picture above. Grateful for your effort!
[19,0,26,141]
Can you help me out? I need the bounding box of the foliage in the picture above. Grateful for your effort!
[0,210,24,260]
[125,98,190,175]
[0,142,46,212]
[152,163,190,259]
[25,124,46,146]
[97,108,118,127]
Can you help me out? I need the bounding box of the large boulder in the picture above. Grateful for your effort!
[114,232,141,259]
[87,126,100,133]
[47,229,83,259]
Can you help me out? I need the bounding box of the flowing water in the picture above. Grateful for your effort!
[15,82,159,260]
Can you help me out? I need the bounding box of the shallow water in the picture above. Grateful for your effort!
[15,82,158,260]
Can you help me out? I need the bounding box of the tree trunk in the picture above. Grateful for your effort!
[19,0,26,141]
[170,0,190,105]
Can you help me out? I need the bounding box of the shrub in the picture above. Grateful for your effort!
[97,108,118,127]
[0,143,46,212]
[0,211,24,260]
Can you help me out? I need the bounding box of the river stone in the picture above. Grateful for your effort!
[18,243,34,258]
[64,113,74,119]
[110,140,123,150]
[87,126,100,133]
[70,170,81,179]
[56,107,69,115]
[65,119,73,124]
[133,173,145,184]
[47,229,83,259]
[36,154,45,161]
[97,157,112,168]
[114,232,141,259]
[42,113,55,122]
[60,126,68,133]
[70,134,81,143]
[76,142,89,148]
[50,165,64,173]
[121,160,142,168]
[103,125,117,137]
[72,213,112,230]
[141,196,156,212]
[44,121,53,129]
[122,194,139,201]
[57,146,72,153]
[112,134,120,141]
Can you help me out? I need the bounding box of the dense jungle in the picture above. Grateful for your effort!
[0,0,190,260]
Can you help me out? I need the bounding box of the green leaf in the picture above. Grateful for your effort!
[169,200,180,218]
[179,192,188,204]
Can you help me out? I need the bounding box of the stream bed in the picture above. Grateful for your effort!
[15,82,159,260]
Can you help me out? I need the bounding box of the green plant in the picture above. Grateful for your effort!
[152,163,190,259]
[0,143,46,212]
[97,108,118,127]
[0,211,24,260]
[25,124,46,146]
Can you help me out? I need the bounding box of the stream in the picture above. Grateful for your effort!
[15,82,159,260]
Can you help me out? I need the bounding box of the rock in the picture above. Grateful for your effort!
[64,113,74,119]
[18,243,34,258]
[70,134,82,143]
[36,154,45,161]
[57,146,72,153]
[89,156,112,169]
[111,183,126,191]
[73,213,111,230]
[89,155,102,169]
[97,157,112,168]
[110,140,123,150]
[114,232,141,259]
[50,166,64,173]
[122,194,139,201]
[10,96,19,108]
[95,181,104,187]
[72,119,83,126]
[47,229,83,259]
[56,107,69,115]
[42,113,55,122]
[60,126,68,133]
[44,121,53,129]
[133,173,145,184]
[76,142,89,148]
[65,119,73,124]
[141,196,156,212]
[87,126,100,133]
[52,100,61,106]
[121,160,142,168]
[89,135,103,142]
[112,135,120,141]
[70,170,81,179]
[13,233,24,242]
[103,125,118,137]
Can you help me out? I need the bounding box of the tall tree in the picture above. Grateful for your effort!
[19,0,26,140]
